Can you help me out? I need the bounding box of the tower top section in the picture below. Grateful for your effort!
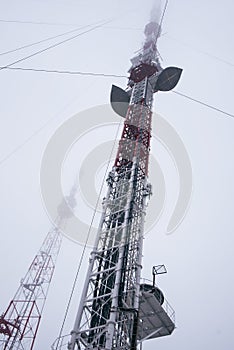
[111,2,182,117]
[128,4,163,85]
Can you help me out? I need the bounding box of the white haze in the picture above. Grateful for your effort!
[150,0,162,23]
[1,0,234,350]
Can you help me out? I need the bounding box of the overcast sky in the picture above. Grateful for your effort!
[1,0,234,349]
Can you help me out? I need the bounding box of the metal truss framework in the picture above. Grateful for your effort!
[67,14,182,350]
[0,186,77,350]
[0,229,62,350]
[69,78,156,350]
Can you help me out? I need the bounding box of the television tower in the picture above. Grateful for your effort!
[0,184,77,350]
[67,5,182,350]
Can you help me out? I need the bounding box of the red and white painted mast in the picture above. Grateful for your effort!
[67,3,182,350]
[0,185,77,350]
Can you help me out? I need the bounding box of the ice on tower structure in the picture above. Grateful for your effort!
[129,1,162,76]
[66,4,182,350]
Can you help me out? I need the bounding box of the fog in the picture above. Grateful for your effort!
[0,0,234,349]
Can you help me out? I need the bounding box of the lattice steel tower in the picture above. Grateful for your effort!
[68,6,182,350]
[0,185,77,350]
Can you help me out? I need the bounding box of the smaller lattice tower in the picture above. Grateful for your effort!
[0,184,77,350]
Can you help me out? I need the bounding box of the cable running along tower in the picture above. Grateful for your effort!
[68,5,182,350]
[0,185,77,350]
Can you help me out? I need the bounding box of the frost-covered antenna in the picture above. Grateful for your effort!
[56,3,182,350]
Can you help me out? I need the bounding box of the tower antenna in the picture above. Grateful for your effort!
[65,4,182,350]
